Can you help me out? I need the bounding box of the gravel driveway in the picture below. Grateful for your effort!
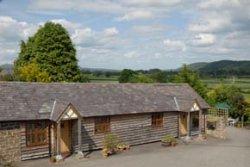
[20,127,250,167]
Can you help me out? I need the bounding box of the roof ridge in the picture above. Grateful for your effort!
[0,81,189,86]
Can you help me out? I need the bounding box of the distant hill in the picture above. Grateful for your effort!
[188,60,250,77]
[187,62,208,71]
[0,64,13,74]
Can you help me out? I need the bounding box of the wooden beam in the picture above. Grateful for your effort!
[199,110,202,134]
[78,118,82,152]
[56,122,61,156]
[187,111,190,137]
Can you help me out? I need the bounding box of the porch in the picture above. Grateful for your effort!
[50,104,83,160]
[179,109,206,138]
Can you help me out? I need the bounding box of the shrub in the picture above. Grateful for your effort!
[102,133,130,157]
[102,133,120,157]
[103,133,120,151]
[161,134,178,146]
[161,135,175,143]
[116,143,130,151]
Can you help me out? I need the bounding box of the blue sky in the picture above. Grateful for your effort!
[0,0,249,69]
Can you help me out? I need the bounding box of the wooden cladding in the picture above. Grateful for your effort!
[94,116,110,134]
[25,122,48,147]
[152,113,163,128]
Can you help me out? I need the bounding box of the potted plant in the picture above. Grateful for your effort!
[117,143,130,151]
[171,137,178,146]
[161,135,173,147]
[49,156,57,163]
[102,133,119,157]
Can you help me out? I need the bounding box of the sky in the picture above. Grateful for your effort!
[0,0,249,70]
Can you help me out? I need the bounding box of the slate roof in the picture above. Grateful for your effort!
[0,82,210,121]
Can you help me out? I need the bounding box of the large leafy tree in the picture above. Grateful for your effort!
[174,64,208,98]
[118,69,137,83]
[130,74,154,83]
[118,69,154,83]
[14,22,86,82]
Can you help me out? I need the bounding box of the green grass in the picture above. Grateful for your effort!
[89,75,119,83]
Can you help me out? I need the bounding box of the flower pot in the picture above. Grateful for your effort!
[161,141,171,147]
[171,142,177,147]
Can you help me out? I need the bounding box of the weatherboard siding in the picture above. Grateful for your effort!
[71,112,179,152]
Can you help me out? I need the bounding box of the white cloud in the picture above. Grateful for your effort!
[163,39,186,52]
[123,51,139,58]
[191,33,216,46]
[117,10,153,21]
[122,0,181,7]
[0,42,18,64]
[132,24,166,34]
[198,0,240,9]
[51,19,81,31]
[0,16,39,64]
[29,0,125,14]
[188,15,231,33]
[72,28,95,45]
[103,27,119,37]
[0,16,37,41]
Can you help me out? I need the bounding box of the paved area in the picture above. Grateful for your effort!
[20,127,250,167]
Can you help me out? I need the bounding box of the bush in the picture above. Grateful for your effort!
[161,134,177,146]
[103,133,120,151]
[161,135,175,143]
[116,143,130,151]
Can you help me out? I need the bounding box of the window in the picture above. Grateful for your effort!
[26,122,48,147]
[152,113,163,128]
[95,116,110,134]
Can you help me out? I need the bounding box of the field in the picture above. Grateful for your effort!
[202,78,250,102]
[89,76,119,83]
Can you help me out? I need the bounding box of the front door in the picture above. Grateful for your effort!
[60,120,71,154]
[180,113,187,136]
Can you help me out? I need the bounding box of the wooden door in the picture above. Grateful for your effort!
[60,121,71,154]
[180,113,187,136]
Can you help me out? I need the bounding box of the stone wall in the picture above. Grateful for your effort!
[0,122,21,163]
[207,116,227,139]
[71,112,179,152]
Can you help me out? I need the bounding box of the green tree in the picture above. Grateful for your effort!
[130,74,154,83]
[207,84,248,119]
[18,62,51,82]
[150,70,168,83]
[118,69,137,83]
[174,64,207,98]
[14,22,85,82]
